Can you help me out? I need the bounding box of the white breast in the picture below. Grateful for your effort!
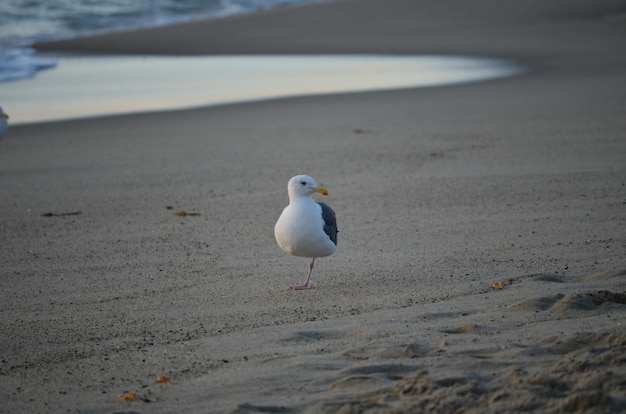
[274,199,336,258]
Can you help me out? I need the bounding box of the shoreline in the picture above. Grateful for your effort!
[2,54,525,125]
[2,0,626,412]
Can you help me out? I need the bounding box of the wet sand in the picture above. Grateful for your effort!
[1,0,625,412]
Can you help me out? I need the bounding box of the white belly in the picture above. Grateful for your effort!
[274,201,336,258]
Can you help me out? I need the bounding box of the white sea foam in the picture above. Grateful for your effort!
[0,48,57,83]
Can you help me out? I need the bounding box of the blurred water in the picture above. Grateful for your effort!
[1,54,525,125]
[0,0,325,82]
[0,1,526,125]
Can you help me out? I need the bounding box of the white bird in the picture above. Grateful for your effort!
[275,174,338,290]
[0,107,9,142]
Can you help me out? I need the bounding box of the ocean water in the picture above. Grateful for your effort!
[3,55,524,125]
[0,0,325,82]
[0,0,526,125]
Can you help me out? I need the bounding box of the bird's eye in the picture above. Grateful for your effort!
[300,181,307,186]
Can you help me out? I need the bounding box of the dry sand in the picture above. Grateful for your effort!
[1,0,626,412]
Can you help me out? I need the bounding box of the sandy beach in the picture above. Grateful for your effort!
[1,0,625,412]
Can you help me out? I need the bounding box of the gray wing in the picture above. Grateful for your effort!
[317,202,338,245]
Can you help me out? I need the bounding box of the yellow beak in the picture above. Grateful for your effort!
[1,112,8,119]
[315,187,329,196]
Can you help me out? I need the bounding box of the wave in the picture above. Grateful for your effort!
[0,48,57,83]
[0,0,325,83]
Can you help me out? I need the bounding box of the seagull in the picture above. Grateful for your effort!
[275,174,338,290]
[0,107,8,142]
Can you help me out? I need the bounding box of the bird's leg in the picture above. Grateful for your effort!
[293,258,315,290]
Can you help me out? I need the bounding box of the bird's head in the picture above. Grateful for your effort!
[288,174,329,199]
